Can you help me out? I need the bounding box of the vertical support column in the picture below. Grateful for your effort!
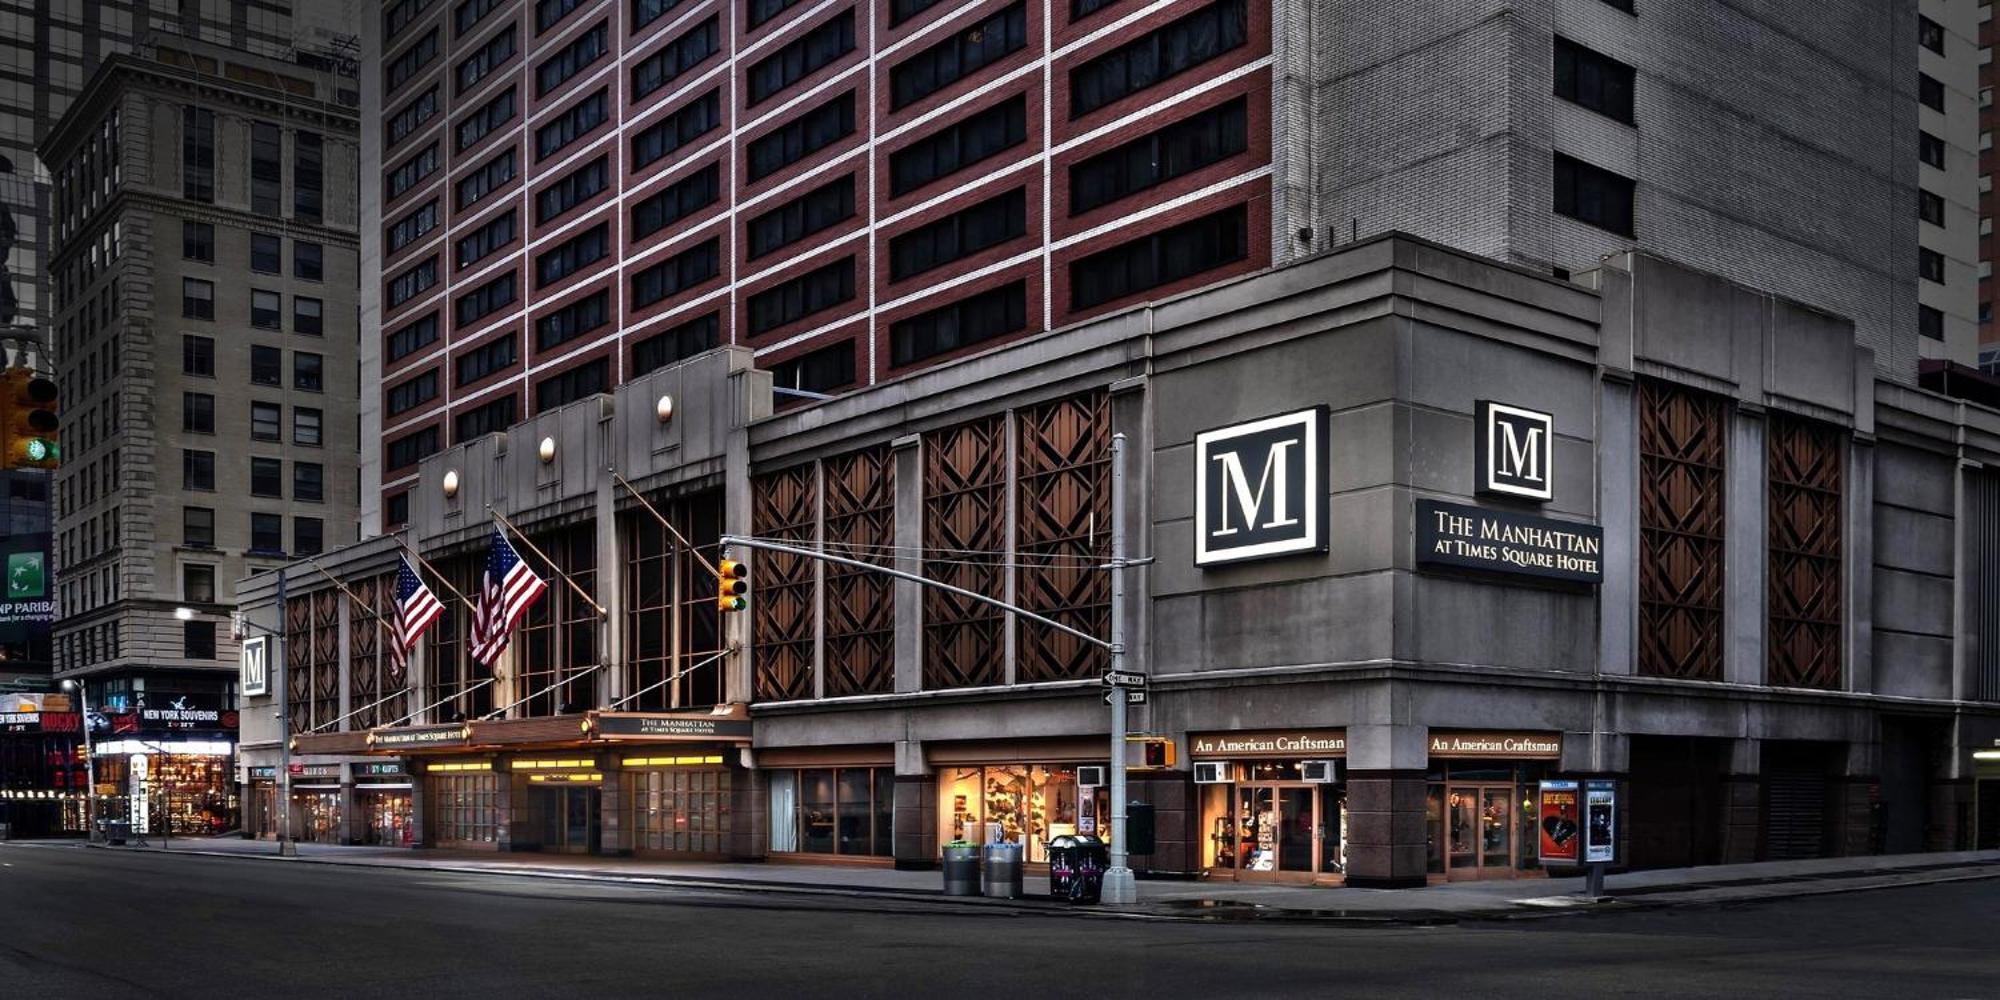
[892,739,936,870]
[1725,406,1767,687]
[1127,769,1193,874]
[724,425,754,705]
[336,583,353,729]
[891,434,922,694]
[338,771,358,846]
[494,770,517,852]
[812,461,827,699]
[1340,720,1430,888]
[410,770,429,849]
[1849,352,1876,695]
[595,462,623,709]
[1835,741,1881,857]
[1001,413,1018,686]
[728,757,767,861]
[1598,376,1638,677]
[1720,738,1761,863]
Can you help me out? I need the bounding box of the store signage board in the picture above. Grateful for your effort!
[1194,407,1328,566]
[1415,499,1603,584]
[1429,731,1562,759]
[1584,779,1617,864]
[1475,401,1555,502]
[592,713,752,742]
[1537,779,1581,865]
[1101,689,1147,706]
[0,710,35,732]
[355,762,406,777]
[371,725,469,749]
[1190,730,1347,758]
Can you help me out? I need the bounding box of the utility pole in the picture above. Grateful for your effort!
[62,678,96,842]
[1100,432,1136,905]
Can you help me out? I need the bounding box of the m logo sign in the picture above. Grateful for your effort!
[1194,407,1327,566]
[1476,401,1554,502]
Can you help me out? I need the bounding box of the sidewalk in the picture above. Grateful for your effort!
[62,836,2000,924]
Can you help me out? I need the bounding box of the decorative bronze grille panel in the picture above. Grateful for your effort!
[286,595,312,732]
[422,553,491,721]
[1016,392,1111,682]
[312,591,340,731]
[1768,415,1843,690]
[623,491,727,710]
[824,447,895,696]
[348,576,381,731]
[753,463,817,701]
[924,416,1007,689]
[1638,381,1726,681]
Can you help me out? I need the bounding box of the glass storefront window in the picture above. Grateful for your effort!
[94,752,235,835]
[767,767,892,858]
[631,768,730,853]
[430,772,498,844]
[936,764,1104,864]
[802,769,835,853]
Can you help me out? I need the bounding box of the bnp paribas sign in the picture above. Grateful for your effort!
[1194,407,1328,566]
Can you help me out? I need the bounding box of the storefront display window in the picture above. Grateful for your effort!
[295,790,341,843]
[430,771,498,844]
[938,764,1100,864]
[95,751,236,835]
[769,766,892,857]
[359,789,413,845]
[631,767,729,853]
[1197,760,1343,881]
[1424,760,1547,878]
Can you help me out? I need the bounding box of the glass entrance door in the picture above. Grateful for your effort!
[1229,784,1321,880]
[536,786,600,854]
[1445,784,1516,879]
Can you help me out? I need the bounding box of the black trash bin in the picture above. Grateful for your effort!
[941,842,981,896]
[1046,835,1108,904]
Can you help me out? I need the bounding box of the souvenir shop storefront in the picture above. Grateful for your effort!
[931,741,1113,866]
[1423,731,1562,881]
[1193,729,1350,883]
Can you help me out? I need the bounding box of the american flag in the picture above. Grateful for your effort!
[387,556,443,675]
[470,528,547,669]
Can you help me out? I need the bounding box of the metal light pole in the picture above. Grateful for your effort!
[1101,433,1137,905]
[61,678,97,843]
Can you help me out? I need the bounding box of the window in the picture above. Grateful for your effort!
[455,210,517,268]
[889,4,1023,110]
[538,0,583,32]
[183,564,216,604]
[630,238,721,307]
[536,89,608,160]
[635,0,687,31]
[294,408,324,447]
[182,449,215,491]
[456,273,517,326]
[387,313,441,363]
[1920,304,1944,340]
[633,89,723,170]
[456,0,501,34]
[387,87,441,147]
[294,518,324,557]
[747,257,855,334]
[747,0,801,30]
[1920,73,1945,111]
[295,297,325,336]
[891,280,1027,367]
[538,156,608,223]
[1919,14,1945,54]
[183,107,214,201]
[535,358,609,412]
[184,620,218,660]
[536,290,610,351]
[457,24,517,93]
[387,0,437,39]
[769,338,855,395]
[1070,0,1247,118]
[184,507,215,548]
[1983,302,1993,324]
[295,133,324,223]
[891,0,948,26]
[889,186,1025,280]
[386,491,411,527]
[748,91,855,181]
[890,96,1027,197]
[251,402,282,442]
[387,426,440,470]
[388,256,440,308]
[1921,130,1946,169]
[295,242,324,282]
[631,312,719,375]
[1920,189,1945,225]
[1071,0,1119,19]
[295,352,324,392]
[388,200,441,253]
[1070,96,1246,215]
[747,10,854,106]
[536,223,610,287]
[458,87,517,152]
[251,346,282,385]
[182,279,213,320]
[181,335,214,377]
[252,290,281,330]
[536,22,607,96]
[632,15,719,99]
[251,513,284,554]
[1554,37,1634,124]
[251,457,283,497]
[182,221,214,262]
[1920,247,1945,284]
[455,395,519,441]
[386,143,440,201]
[768,768,894,856]
[457,336,518,386]
[1553,153,1635,236]
[247,124,284,214]
[457,149,517,209]
[747,174,852,259]
[295,463,324,503]
[1070,202,1248,309]
[387,369,441,415]
[632,162,721,238]
[183,393,215,434]
[386,28,440,92]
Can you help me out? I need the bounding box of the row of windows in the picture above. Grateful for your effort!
[389,86,440,149]
[458,23,517,95]
[387,199,440,253]
[538,89,608,161]
[537,290,611,352]
[1072,0,1245,119]
[389,256,440,308]
[458,395,520,440]
[1070,96,1246,215]
[457,273,518,327]
[456,210,517,269]
[632,312,719,376]
[459,87,517,152]
[536,357,609,413]
[538,0,586,34]
[888,186,1025,281]
[388,313,441,364]
[633,163,721,239]
[459,149,518,210]
[182,279,324,335]
[891,3,1025,111]
[184,222,323,281]
[536,223,611,288]
[183,507,321,557]
[633,238,721,308]
[387,369,441,417]
[635,89,722,170]
[749,10,854,107]
[457,0,504,36]
[180,394,323,446]
[749,91,854,181]
[747,174,852,260]
[182,337,323,393]
[387,143,439,202]
[245,457,326,503]
[748,257,854,335]
[458,335,518,386]
[537,21,608,98]
[634,15,719,100]
[541,156,609,223]
[890,95,1025,197]
[386,27,440,93]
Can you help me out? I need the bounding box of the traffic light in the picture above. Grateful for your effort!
[0,367,57,469]
[1124,735,1175,770]
[716,558,748,612]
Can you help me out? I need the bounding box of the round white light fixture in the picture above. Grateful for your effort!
[656,394,675,423]
[442,469,460,498]
[538,436,557,463]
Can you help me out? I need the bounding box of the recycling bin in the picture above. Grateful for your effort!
[1047,834,1108,903]
[941,843,980,896]
[982,842,1023,899]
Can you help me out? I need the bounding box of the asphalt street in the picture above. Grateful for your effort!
[0,842,1994,999]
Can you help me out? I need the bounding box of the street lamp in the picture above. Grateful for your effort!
[59,678,97,843]
[178,595,293,858]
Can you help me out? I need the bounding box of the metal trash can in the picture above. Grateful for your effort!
[1047,834,1108,904]
[941,843,980,896]
[103,820,130,845]
[982,842,1023,899]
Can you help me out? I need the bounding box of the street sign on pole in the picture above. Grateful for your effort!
[1101,669,1146,689]
[1101,688,1147,706]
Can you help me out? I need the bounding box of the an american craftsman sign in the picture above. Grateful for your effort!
[1194,407,1327,566]
[1416,499,1603,584]
[1190,730,1347,758]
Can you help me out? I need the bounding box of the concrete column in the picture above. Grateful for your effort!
[1001,414,1018,685]
[1721,738,1761,863]
[410,772,429,848]
[495,772,518,852]
[1834,741,1880,857]
[724,416,754,705]
[727,765,767,861]
[1846,436,1875,694]
[338,780,358,845]
[892,435,922,694]
[892,739,935,869]
[1597,376,1638,677]
[1725,407,1767,686]
[1127,769,1193,874]
[1559,731,1628,776]
[594,464,623,708]
[812,461,826,699]
[336,581,353,726]
[1342,722,1428,888]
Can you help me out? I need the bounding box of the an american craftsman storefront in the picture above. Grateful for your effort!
[1194,729,1349,882]
[1425,730,1562,880]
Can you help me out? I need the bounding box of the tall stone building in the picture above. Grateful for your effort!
[38,34,361,833]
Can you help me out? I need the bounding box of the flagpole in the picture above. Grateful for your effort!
[488,507,606,616]
[389,535,481,723]
[392,535,476,611]
[611,470,720,578]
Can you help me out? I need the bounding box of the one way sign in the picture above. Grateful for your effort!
[1103,689,1147,706]
[1101,670,1147,689]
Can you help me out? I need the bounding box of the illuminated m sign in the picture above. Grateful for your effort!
[1476,401,1555,502]
[1194,407,1327,566]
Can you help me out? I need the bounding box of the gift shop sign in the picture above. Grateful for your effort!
[1416,499,1602,584]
